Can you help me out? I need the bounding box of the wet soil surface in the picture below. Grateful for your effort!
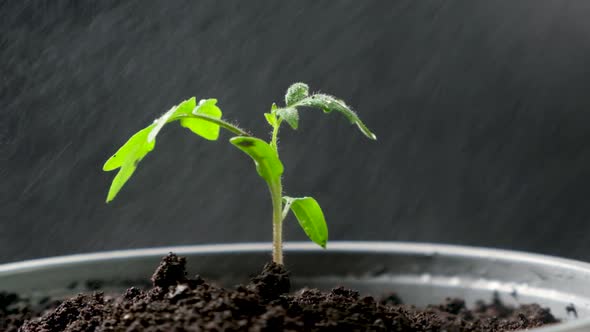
[4,254,558,331]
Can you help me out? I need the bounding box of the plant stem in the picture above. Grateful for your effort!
[270,119,282,150]
[268,118,284,264]
[269,179,284,264]
[172,114,250,137]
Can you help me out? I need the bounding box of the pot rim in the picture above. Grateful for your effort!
[1,241,588,332]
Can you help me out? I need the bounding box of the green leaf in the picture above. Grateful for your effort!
[103,124,156,202]
[230,136,284,183]
[104,98,197,203]
[285,82,309,106]
[264,112,277,127]
[275,107,299,130]
[103,97,240,202]
[283,196,328,248]
[294,94,377,140]
[180,99,222,141]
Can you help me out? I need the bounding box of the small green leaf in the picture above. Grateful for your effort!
[103,124,156,202]
[294,94,377,140]
[283,196,328,248]
[285,82,309,106]
[275,107,299,130]
[271,102,278,112]
[230,136,284,183]
[264,112,277,127]
[180,99,222,141]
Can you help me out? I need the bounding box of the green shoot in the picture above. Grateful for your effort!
[103,83,376,264]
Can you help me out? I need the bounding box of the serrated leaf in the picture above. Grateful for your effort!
[283,196,328,248]
[275,107,299,130]
[294,94,377,140]
[230,136,284,183]
[180,99,222,141]
[264,112,277,127]
[103,124,156,202]
[285,82,309,106]
[104,97,221,203]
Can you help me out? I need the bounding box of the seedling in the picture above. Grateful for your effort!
[103,83,376,264]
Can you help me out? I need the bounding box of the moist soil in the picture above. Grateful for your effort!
[2,253,558,331]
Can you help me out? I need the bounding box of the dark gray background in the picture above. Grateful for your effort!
[2,1,590,263]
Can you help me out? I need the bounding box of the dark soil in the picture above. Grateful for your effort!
[5,253,558,331]
[0,292,60,332]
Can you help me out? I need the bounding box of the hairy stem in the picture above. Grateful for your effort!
[269,179,284,264]
[270,118,282,150]
[268,117,284,264]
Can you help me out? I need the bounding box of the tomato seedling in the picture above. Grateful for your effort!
[103,83,376,264]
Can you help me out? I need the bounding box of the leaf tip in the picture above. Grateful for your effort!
[106,182,120,203]
[102,160,114,172]
[356,122,377,141]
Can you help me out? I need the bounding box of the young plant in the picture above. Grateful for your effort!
[103,83,376,264]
